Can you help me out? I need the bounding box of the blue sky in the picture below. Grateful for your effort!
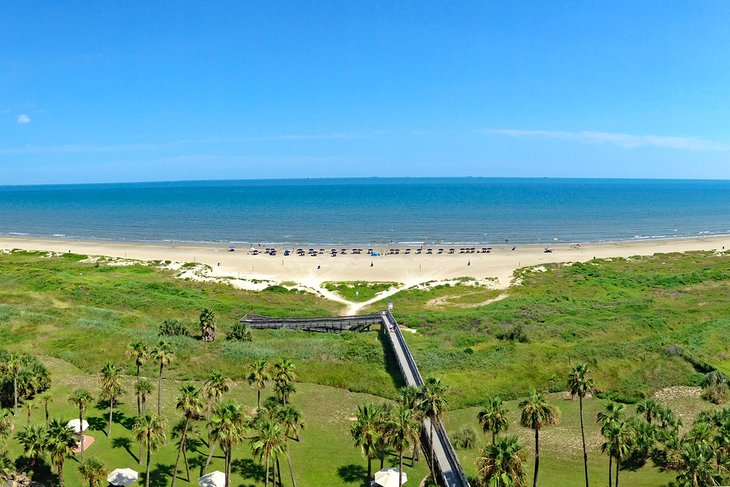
[2,1,730,184]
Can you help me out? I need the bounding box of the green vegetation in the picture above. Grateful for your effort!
[323,281,401,302]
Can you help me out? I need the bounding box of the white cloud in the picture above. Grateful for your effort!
[16,114,31,124]
[486,128,730,152]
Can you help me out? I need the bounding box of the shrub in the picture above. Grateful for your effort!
[452,426,476,450]
[227,322,252,342]
[496,323,529,343]
[0,349,51,404]
[159,319,189,337]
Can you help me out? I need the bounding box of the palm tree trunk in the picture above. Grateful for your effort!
[224,447,230,487]
[286,443,297,487]
[108,396,114,437]
[204,440,218,472]
[533,428,540,487]
[13,373,18,416]
[80,409,85,461]
[136,364,141,416]
[146,434,152,487]
[58,460,65,487]
[183,442,191,481]
[157,363,163,416]
[367,456,372,480]
[399,450,404,487]
[276,454,282,487]
[608,454,612,487]
[257,389,261,409]
[139,437,144,465]
[265,452,270,487]
[615,457,619,487]
[171,419,189,487]
[580,397,589,487]
[45,401,49,427]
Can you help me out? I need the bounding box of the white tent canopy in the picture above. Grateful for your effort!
[67,418,89,433]
[198,471,226,487]
[374,468,407,487]
[107,468,138,486]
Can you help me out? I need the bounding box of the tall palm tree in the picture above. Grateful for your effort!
[171,384,203,487]
[596,401,625,487]
[251,418,285,487]
[150,339,175,416]
[45,418,77,487]
[68,388,94,461]
[78,457,106,487]
[420,377,448,483]
[519,389,559,487]
[375,403,394,470]
[132,415,167,487]
[568,363,595,487]
[475,435,528,487]
[390,405,419,487]
[99,362,124,437]
[351,403,381,480]
[399,386,424,464]
[601,420,630,487]
[7,354,21,417]
[478,396,509,444]
[247,359,270,409]
[211,401,249,487]
[635,399,661,425]
[199,308,217,342]
[274,405,304,487]
[273,359,296,406]
[17,424,46,466]
[136,378,153,416]
[126,341,149,415]
[203,370,232,444]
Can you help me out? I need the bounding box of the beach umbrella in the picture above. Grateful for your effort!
[66,418,89,433]
[374,468,407,487]
[198,471,226,487]
[107,468,138,486]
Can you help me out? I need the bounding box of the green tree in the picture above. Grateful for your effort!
[199,308,217,342]
[171,384,203,487]
[6,354,21,417]
[475,435,528,487]
[601,420,631,487]
[274,405,304,487]
[17,424,46,466]
[636,399,661,425]
[0,409,13,450]
[596,402,624,487]
[390,405,419,487]
[251,418,285,487]
[78,457,106,487]
[247,359,270,409]
[45,418,77,487]
[126,341,149,415]
[399,386,424,464]
[99,362,124,437]
[22,400,37,425]
[203,370,232,444]
[351,403,381,480]
[211,401,249,487]
[674,441,724,486]
[135,378,153,416]
[420,377,448,483]
[519,389,559,487]
[40,393,52,427]
[150,339,175,416]
[568,363,594,487]
[273,359,296,406]
[68,388,94,461]
[132,415,167,487]
[478,396,509,444]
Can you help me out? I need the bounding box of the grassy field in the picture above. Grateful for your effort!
[2,249,730,485]
[322,281,401,302]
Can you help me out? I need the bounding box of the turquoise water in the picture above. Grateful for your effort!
[1,178,730,245]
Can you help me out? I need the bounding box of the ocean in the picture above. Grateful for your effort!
[1,178,730,246]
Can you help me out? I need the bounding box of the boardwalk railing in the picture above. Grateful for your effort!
[239,311,471,487]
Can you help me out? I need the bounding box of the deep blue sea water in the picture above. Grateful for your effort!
[1,178,730,245]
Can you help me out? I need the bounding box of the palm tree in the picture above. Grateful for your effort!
[7,354,21,417]
[478,396,509,444]
[375,403,394,470]
[636,399,661,425]
[78,457,106,487]
[674,441,723,487]
[420,376,447,482]
[69,388,94,460]
[203,370,232,443]
[596,401,625,487]
[171,384,203,487]
[247,359,270,409]
[99,362,124,437]
[132,415,167,487]
[519,389,558,487]
[274,405,304,487]
[390,405,419,487]
[127,341,149,415]
[601,420,631,487]
[351,403,381,480]
[45,418,77,487]
[40,393,52,427]
[568,363,595,487]
[0,409,13,449]
[22,400,37,425]
[399,386,424,464]
[150,339,175,416]
[251,418,285,487]
[136,378,153,416]
[17,424,46,466]
[475,435,528,487]
[273,359,296,406]
[200,308,217,342]
[211,401,249,487]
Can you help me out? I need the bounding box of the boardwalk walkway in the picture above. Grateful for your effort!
[240,311,471,487]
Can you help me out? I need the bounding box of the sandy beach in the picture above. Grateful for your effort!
[2,235,728,293]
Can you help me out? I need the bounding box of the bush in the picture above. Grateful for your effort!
[701,383,728,404]
[227,322,252,342]
[452,426,476,450]
[159,319,189,337]
[496,323,529,343]
[0,349,51,404]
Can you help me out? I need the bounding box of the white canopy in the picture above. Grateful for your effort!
[107,468,139,486]
[198,471,226,487]
[67,418,89,433]
[374,468,407,487]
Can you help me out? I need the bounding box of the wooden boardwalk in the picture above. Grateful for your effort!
[240,311,471,487]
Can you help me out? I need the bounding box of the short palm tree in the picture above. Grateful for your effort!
[150,339,175,416]
[247,359,270,409]
[251,418,286,487]
[200,308,217,342]
[674,441,723,487]
[78,457,106,487]
[351,403,381,480]
[475,435,528,487]
[22,400,37,425]
[478,396,509,444]
[0,409,13,448]
[420,377,447,483]
[597,401,625,487]
[17,424,46,466]
[600,420,631,487]
[132,415,167,487]
[635,399,661,425]
[273,359,296,406]
[171,384,203,487]
[7,354,22,417]
[45,418,77,487]
[274,405,304,487]
[211,401,249,487]
[126,341,149,415]
[40,393,52,427]
[568,363,595,487]
[390,405,419,487]
[519,389,558,487]
[99,362,124,437]
[69,388,94,460]
[136,378,153,416]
